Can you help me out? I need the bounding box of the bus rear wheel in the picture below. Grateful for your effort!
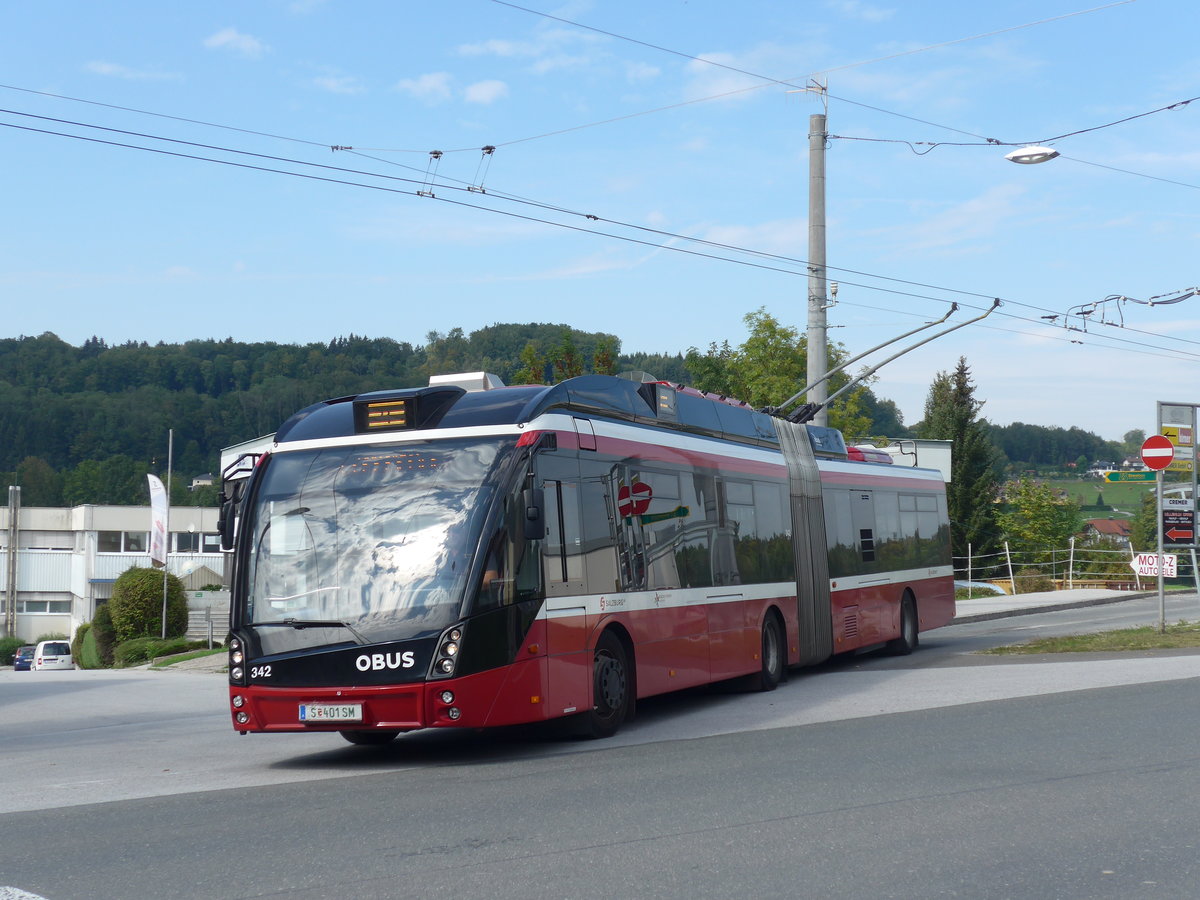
[339,730,399,746]
[586,631,630,739]
[886,594,919,656]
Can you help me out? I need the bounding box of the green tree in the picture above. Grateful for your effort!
[592,336,619,376]
[997,477,1083,564]
[918,358,1001,563]
[107,567,189,642]
[15,456,63,505]
[510,341,547,385]
[551,330,585,382]
[1129,491,1157,552]
[683,308,872,437]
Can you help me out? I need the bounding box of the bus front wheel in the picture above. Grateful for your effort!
[586,631,630,739]
[755,613,785,692]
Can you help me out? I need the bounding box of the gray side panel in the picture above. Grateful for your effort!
[776,421,833,666]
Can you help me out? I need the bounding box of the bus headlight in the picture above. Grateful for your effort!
[430,623,466,679]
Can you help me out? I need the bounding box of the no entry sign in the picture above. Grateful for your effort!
[1141,435,1175,471]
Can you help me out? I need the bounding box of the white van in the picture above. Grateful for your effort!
[32,640,74,671]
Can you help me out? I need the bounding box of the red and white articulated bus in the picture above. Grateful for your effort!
[222,373,954,743]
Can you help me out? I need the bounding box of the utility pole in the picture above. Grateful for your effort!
[806,109,830,427]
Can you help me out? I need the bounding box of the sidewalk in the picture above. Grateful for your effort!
[952,587,1152,624]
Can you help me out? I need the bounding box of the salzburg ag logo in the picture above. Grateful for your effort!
[355,652,416,671]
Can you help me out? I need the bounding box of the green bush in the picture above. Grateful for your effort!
[1015,567,1057,594]
[79,627,104,669]
[113,636,199,667]
[71,622,92,662]
[0,636,22,666]
[108,567,189,642]
[114,637,166,667]
[91,604,116,667]
[34,631,68,643]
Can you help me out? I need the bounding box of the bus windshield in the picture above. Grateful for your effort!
[240,437,516,644]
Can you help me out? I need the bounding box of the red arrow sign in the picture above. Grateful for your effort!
[1166,527,1194,542]
[1141,434,1175,471]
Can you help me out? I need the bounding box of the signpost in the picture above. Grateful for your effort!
[1130,552,1178,578]
[1141,435,1175,471]
[1162,497,1195,544]
[1142,434,1175,633]
[1102,471,1156,483]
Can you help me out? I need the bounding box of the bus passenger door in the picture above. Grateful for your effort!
[540,475,591,719]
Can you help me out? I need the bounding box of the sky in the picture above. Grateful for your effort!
[3,0,1198,441]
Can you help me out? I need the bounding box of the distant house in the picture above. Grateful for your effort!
[1081,518,1132,542]
[189,473,215,492]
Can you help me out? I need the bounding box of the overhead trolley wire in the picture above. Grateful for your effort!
[4,97,1195,362]
[4,104,1198,365]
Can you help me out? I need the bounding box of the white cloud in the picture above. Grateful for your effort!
[700,218,808,257]
[624,61,660,83]
[827,0,895,23]
[464,80,509,105]
[871,184,1030,256]
[85,61,179,81]
[457,26,605,74]
[313,70,365,95]
[203,27,268,59]
[458,38,540,59]
[394,72,453,104]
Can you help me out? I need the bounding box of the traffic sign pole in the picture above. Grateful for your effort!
[1157,468,1166,633]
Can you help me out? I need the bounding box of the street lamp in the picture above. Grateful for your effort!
[1004,145,1060,165]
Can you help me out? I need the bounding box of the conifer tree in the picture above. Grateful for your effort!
[918,358,1000,564]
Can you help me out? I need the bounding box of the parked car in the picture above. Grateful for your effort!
[13,645,35,671]
[32,640,74,671]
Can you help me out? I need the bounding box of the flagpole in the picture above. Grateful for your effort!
[161,429,173,639]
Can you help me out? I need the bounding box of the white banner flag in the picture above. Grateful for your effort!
[147,474,168,567]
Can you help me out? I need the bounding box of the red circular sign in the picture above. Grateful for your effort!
[1141,434,1175,471]
[617,481,652,518]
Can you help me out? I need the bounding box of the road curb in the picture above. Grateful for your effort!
[953,591,1156,624]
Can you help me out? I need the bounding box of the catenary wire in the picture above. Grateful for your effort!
[7,112,1200,369]
[5,105,1199,361]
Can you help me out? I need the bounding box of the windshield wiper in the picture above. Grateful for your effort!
[250,618,370,644]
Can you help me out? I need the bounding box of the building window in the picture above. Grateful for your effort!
[97,531,149,553]
[17,599,73,614]
[201,533,222,553]
[175,532,200,553]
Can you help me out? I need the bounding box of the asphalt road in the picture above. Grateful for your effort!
[3,594,1200,899]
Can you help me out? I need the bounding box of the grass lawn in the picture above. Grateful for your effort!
[984,621,1200,654]
[1047,478,1150,516]
[151,647,226,667]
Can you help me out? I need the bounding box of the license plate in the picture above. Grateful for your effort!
[299,703,363,723]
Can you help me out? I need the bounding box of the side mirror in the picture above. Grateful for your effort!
[217,481,245,551]
[522,487,545,540]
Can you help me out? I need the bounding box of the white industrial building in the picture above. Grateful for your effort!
[1,502,223,642]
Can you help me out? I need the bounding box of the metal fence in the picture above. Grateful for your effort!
[956,539,1200,595]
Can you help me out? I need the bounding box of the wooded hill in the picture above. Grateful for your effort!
[0,328,1127,506]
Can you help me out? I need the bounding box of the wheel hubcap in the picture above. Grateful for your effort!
[595,653,625,712]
